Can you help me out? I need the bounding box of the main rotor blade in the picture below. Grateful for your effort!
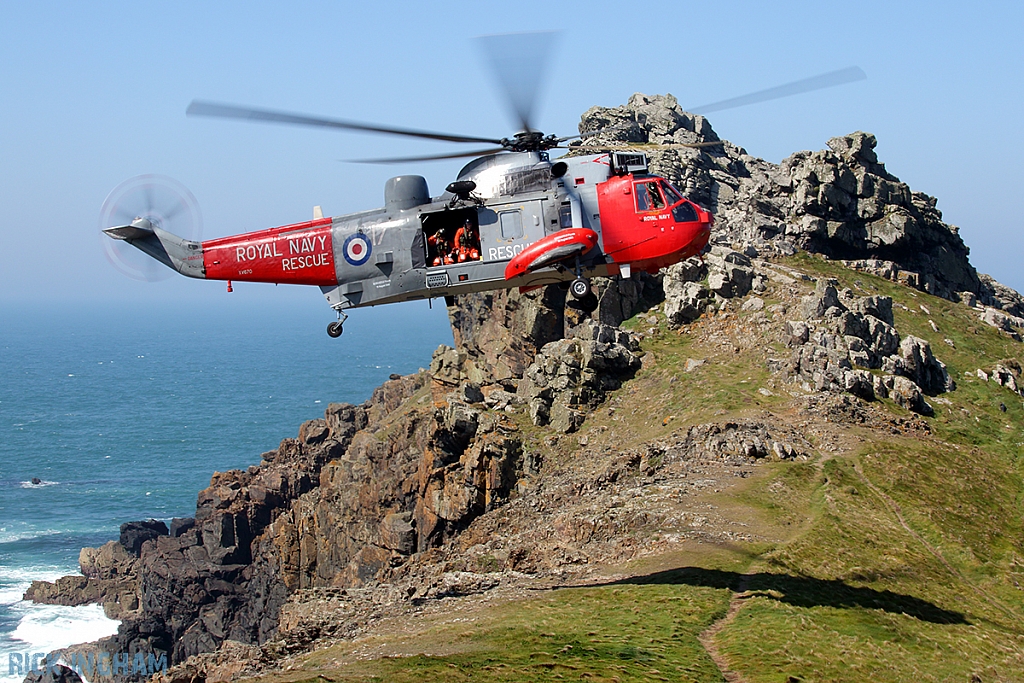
[346,147,509,164]
[477,31,559,133]
[688,66,867,115]
[187,101,504,145]
[575,140,725,150]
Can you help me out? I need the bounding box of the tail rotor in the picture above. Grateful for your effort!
[99,175,202,282]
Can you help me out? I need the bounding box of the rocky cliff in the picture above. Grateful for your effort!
[578,93,1023,319]
[27,94,1024,683]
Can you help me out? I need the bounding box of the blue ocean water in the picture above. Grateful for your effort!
[0,296,453,678]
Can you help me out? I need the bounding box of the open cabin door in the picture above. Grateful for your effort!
[419,207,481,268]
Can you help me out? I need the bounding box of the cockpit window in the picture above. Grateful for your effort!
[672,200,699,223]
[661,181,683,205]
[635,181,665,212]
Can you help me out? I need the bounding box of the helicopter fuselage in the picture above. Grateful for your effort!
[104,151,712,319]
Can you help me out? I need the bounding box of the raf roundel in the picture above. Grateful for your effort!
[343,232,372,266]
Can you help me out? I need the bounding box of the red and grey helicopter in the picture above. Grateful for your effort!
[102,34,864,337]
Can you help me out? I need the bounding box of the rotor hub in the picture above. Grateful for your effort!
[502,131,562,153]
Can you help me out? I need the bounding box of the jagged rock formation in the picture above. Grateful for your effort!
[661,255,957,415]
[244,378,525,642]
[438,276,662,389]
[517,322,642,433]
[33,374,530,667]
[28,402,364,663]
[442,286,568,386]
[577,93,1021,320]
[23,541,139,619]
[779,278,954,413]
[119,521,169,557]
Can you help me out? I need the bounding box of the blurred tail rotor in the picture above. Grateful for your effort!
[98,175,202,282]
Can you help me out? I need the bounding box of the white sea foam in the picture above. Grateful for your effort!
[0,566,69,606]
[8,603,119,653]
[18,481,59,490]
[0,584,29,606]
[0,665,28,683]
[0,528,62,545]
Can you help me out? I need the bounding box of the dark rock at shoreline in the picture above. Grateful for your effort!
[23,541,140,619]
[119,520,168,557]
[23,573,139,619]
[111,403,365,663]
[22,664,83,683]
[168,517,195,537]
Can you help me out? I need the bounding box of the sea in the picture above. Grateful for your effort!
[0,295,454,681]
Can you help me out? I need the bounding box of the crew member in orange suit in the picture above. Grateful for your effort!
[454,218,480,263]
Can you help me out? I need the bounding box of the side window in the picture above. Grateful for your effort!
[558,203,573,228]
[635,183,650,212]
[635,181,665,211]
[672,201,699,223]
[661,181,683,205]
[646,183,665,209]
[499,210,523,239]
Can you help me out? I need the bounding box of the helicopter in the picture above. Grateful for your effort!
[102,34,864,337]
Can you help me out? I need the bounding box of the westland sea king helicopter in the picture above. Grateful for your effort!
[102,33,865,337]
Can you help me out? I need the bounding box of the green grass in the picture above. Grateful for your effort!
[575,314,790,454]
[284,581,733,682]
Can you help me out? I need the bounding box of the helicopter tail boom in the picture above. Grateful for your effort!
[103,216,341,286]
[200,217,338,286]
[103,219,206,278]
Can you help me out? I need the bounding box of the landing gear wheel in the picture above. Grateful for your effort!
[569,277,590,299]
[327,321,344,338]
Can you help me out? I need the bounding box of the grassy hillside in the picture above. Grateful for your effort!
[244,256,1024,683]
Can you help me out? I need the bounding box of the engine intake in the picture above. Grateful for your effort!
[385,175,430,211]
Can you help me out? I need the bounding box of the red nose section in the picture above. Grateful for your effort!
[504,228,599,281]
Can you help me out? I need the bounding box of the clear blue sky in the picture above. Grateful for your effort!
[1,0,1021,311]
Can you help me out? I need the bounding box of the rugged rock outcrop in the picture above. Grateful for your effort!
[119,521,169,557]
[661,251,957,416]
[662,247,768,325]
[34,372,528,667]
[517,321,642,433]
[443,285,568,386]
[770,278,954,414]
[664,269,710,325]
[577,93,1021,318]
[30,400,370,667]
[115,407,356,661]
[440,275,661,389]
[23,541,139,619]
[222,374,529,649]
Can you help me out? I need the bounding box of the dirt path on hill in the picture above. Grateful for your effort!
[698,575,752,683]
